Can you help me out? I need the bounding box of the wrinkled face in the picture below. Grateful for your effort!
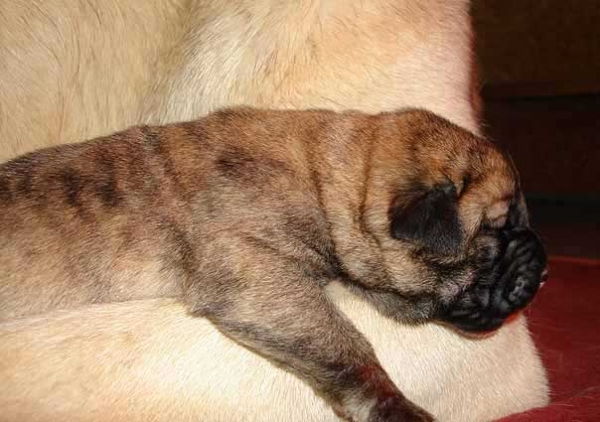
[388,181,547,333]
[355,110,547,334]
[388,177,530,262]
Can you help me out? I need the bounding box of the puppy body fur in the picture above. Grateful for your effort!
[0,0,548,420]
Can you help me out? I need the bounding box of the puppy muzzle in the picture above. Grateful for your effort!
[438,227,548,334]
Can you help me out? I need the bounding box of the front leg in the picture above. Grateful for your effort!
[185,239,433,422]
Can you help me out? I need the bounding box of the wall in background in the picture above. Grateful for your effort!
[472,0,600,197]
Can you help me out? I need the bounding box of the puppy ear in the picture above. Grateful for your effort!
[390,183,463,255]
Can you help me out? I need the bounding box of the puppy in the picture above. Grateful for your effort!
[0,107,546,421]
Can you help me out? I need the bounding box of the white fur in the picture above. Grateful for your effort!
[0,0,480,163]
[0,284,547,422]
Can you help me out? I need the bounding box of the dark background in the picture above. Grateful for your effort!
[472,0,600,258]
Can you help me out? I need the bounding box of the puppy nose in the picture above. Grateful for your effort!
[503,231,546,307]
[504,232,547,307]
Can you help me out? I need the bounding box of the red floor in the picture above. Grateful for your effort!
[499,257,600,421]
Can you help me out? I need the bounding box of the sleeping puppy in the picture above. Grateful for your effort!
[0,107,546,422]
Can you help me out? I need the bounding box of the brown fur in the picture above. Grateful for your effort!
[0,108,514,320]
[0,107,540,421]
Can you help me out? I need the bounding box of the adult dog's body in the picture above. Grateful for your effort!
[0,0,480,161]
[0,1,549,421]
[0,295,545,422]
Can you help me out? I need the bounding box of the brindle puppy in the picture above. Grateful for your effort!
[0,108,546,422]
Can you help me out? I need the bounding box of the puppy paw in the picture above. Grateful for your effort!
[440,227,547,333]
[368,397,435,422]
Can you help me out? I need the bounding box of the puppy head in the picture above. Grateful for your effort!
[373,110,528,256]
[346,109,538,325]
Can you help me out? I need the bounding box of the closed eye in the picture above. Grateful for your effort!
[484,198,511,229]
